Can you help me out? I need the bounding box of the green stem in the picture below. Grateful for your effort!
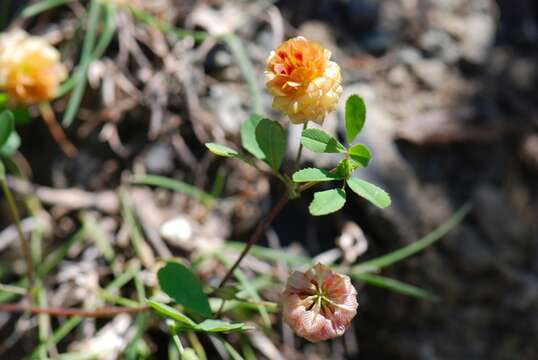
[0,162,35,288]
[293,122,308,171]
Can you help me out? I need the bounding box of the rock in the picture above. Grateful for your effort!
[208,84,248,134]
[473,186,532,266]
[160,216,194,244]
[144,143,174,174]
[336,222,368,263]
[412,59,450,89]
[419,29,460,63]
[521,134,538,170]
[459,14,495,64]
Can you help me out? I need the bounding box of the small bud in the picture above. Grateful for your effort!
[282,263,358,342]
[0,30,67,105]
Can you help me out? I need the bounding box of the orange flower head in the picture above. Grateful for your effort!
[282,263,358,342]
[265,37,342,124]
[0,30,67,105]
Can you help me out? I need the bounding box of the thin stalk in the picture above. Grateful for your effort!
[217,192,289,289]
[0,303,148,317]
[293,122,308,171]
[0,166,35,288]
[39,102,78,157]
[216,175,324,289]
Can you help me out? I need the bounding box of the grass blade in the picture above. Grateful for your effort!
[222,34,263,115]
[131,174,215,206]
[352,203,472,274]
[92,3,117,59]
[352,273,439,301]
[57,3,117,97]
[21,0,74,18]
[62,0,102,127]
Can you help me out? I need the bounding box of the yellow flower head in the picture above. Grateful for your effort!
[282,263,358,342]
[265,36,343,125]
[0,30,67,105]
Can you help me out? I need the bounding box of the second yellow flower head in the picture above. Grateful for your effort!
[0,30,67,105]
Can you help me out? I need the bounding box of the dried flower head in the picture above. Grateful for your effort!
[265,37,343,125]
[282,263,358,342]
[0,30,67,105]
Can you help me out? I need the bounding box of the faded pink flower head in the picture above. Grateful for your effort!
[282,263,358,342]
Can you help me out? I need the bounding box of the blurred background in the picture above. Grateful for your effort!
[0,0,537,359]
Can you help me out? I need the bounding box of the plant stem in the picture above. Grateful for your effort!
[39,102,78,157]
[0,167,35,288]
[216,177,324,290]
[217,192,290,289]
[293,122,308,171]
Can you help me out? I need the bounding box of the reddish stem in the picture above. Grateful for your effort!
[0,303,148,318]
[217,192,290,288]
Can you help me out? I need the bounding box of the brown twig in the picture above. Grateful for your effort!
[0,303,149,318]
[39,102,78,157]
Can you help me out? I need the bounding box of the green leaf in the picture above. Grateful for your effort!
[348,144,371,167]
[0,131,21,156]
[131,174,215,206]
[300,128,345,153]
[0,110,14,148]
[194,319,248,333]
[205,143,239,158]
[345,95,366,143]
[292,168,343,183]
[352,273,439,301]
[11,107,32,124]
[146,300,197,328]
[157,262,212,318]
[241,114,264,159]
[255,118,286,171]
[352,203,472,274]
[309,188,346,216]
[347,177,391,209]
